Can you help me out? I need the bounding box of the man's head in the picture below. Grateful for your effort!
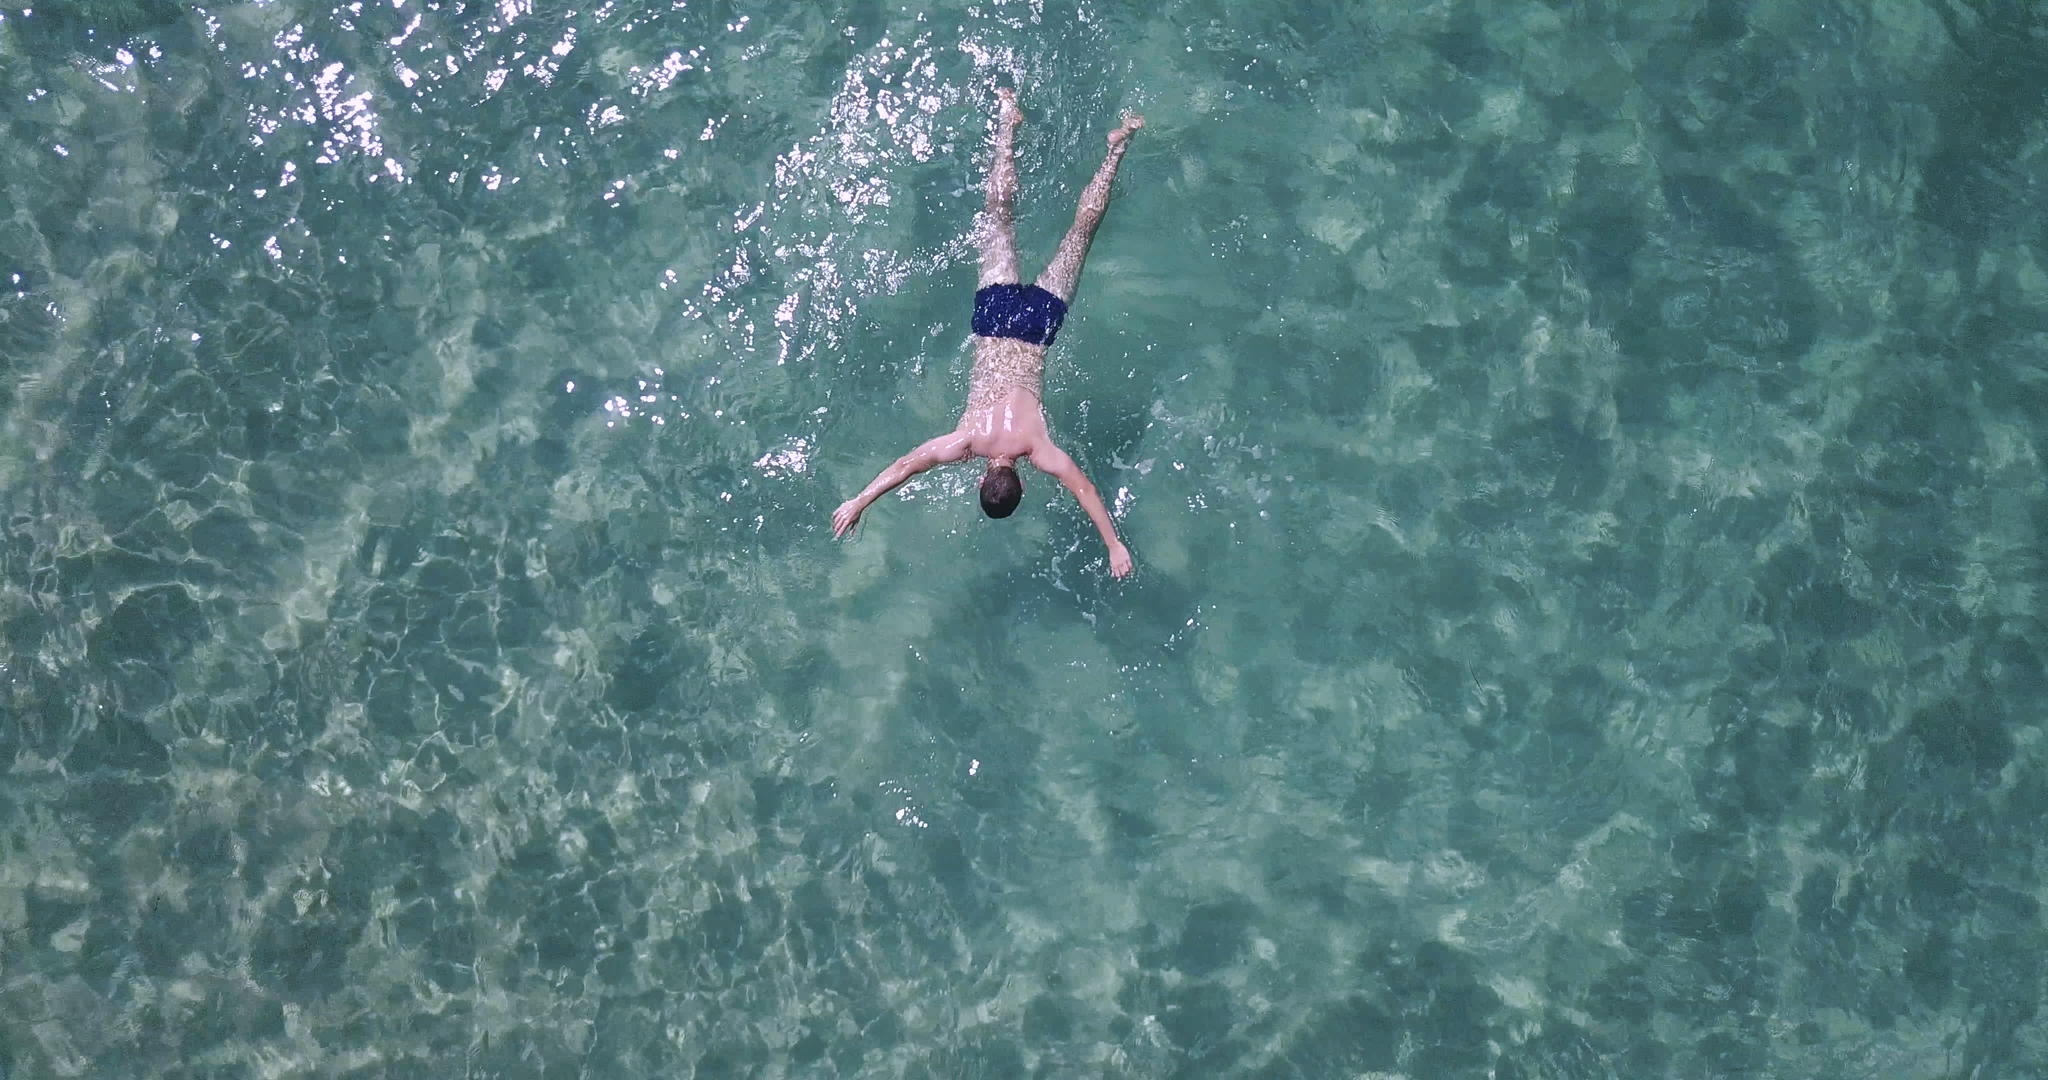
[980,463,1022,518]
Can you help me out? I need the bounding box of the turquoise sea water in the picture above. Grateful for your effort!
[5,0,2047,1076]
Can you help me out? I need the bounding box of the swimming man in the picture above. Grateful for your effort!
[831,88,1142,578]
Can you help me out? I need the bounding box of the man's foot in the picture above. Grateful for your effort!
[1108,110,1144,148]
[997,87,1023,130]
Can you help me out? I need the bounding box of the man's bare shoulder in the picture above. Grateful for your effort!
[1024,438,1078,478]
[921,430,977,461]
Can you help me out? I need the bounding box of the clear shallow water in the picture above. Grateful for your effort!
[3,0,2046,1076]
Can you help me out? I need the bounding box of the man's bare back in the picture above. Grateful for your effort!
[831,89,1142,578]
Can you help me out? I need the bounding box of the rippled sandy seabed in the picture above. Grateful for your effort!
[4,1,2048,1077]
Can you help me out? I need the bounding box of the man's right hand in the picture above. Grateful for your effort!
[831,499,864,538]
[1108,542,1133,579]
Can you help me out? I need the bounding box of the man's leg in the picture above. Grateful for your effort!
[1034,111,1144,302]
[977,89,1024,288]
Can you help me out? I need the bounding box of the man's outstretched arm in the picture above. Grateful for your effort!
[1030,442,1133,577]
[832,432,972,537]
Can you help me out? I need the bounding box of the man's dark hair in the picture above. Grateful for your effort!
[980,465,1022,518]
